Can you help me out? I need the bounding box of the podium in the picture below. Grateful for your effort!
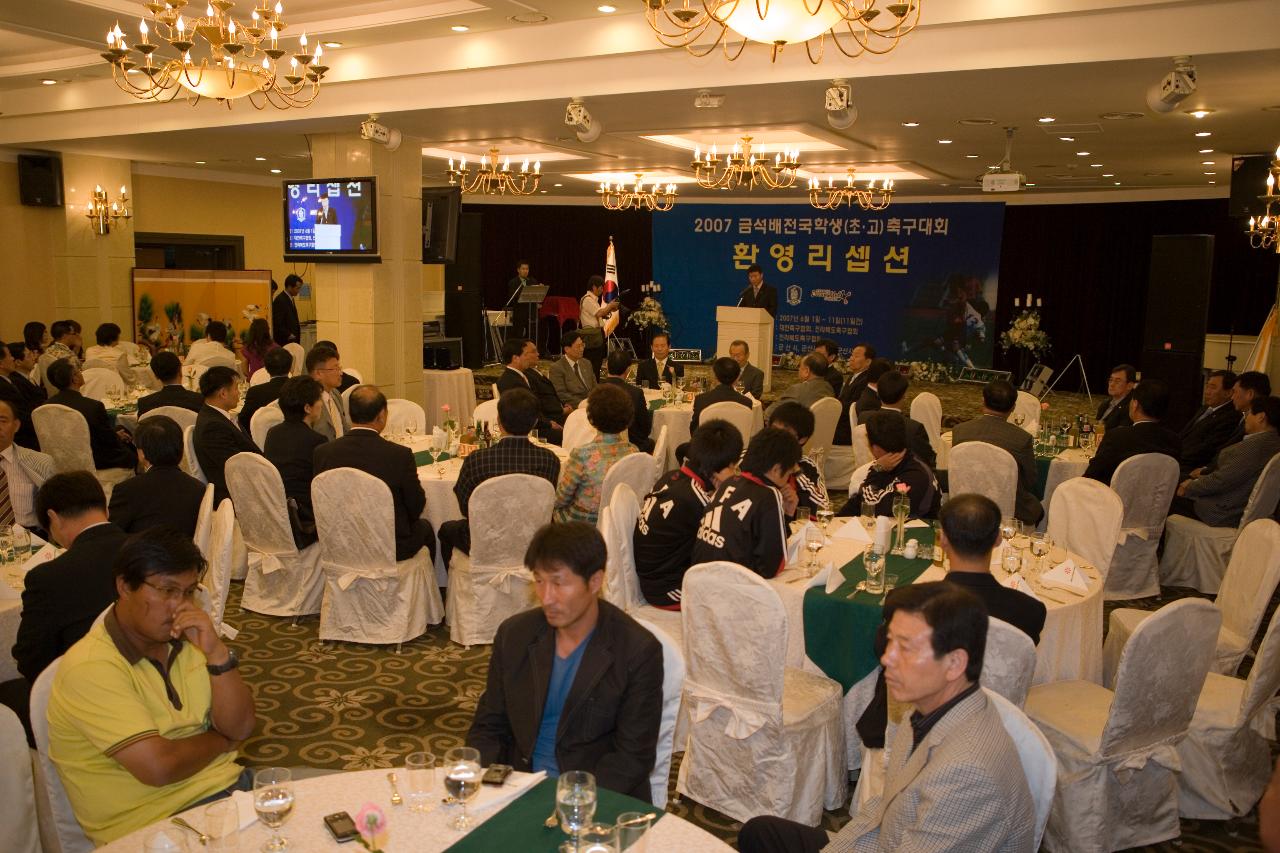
[716,306,773,393]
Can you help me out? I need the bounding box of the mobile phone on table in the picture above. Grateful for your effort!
[482,763,513,786]
[324,811,359,843]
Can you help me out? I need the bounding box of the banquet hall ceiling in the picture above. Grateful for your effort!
[0,0,1278,200]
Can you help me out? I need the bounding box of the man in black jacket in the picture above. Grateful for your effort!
[599,350,653,452]
[875,369,937,470]
[263,376,327,548]
[691,357,752,432]
[136,352,203,417]
[239,347,292,432]
[853,358,894,423]
[313,385,434,561]
[1180,370,1240,477]
[1085,379,1182,485]
[46,358,136,471]
[496,337,564,444]
[108,416,205,536]
[192,366,260,505]
[833,342,876,446]
[467,522,663,802]
[736,263,777,317]
[272,274,303,346]
[634,333,683,390]
[1096,363,1137,431]
[0,341,41,450]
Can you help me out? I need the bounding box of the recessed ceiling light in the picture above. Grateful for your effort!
[901,121,920,127]
[937,139,952,144]
[1076,151,1090,156]
[1103,173,1114,177]
[1114,181,1121,186]
[1201,160,1215,165]
[1209,180,1216,184]
[41,79,56,85]
[255,157,267,161]
[322,41,342,48]
[1195,131,1212,137]
[554,183,563,187]
[540,190,547,194]
[1185,109,1214,119]
[965,154,979,159]
[1203,171,1216,175]
[1059,136,1075,142]
[1037,117,1055,123]
[1199,148,1214,154]
[596,4,616,11]
[195,161,206,165]
[509,12,550,23]
[451,24,470,32]
[270,169,282,174]
[1090,163,1103,168]
[1026,182,1037,187]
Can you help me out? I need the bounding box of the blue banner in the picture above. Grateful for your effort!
[651,202,1006,367]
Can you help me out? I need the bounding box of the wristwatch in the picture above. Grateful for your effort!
[206,649,240,676]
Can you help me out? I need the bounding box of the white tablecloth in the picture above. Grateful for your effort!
[645,391,764,472]
[1040,447,1091,525]
[423,369,477,431]
[0,537,55,682]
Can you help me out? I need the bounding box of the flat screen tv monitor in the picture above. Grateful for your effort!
[283,178,379,262]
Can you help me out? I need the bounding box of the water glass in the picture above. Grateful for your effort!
[556,770,598,849]
[252,767,294,852]
[616,811,653,851]
[1001,545,1021,577]
[443,747,482,830]
[1030,532,1051,574]
[404,751,436,813]
[804,526,824,570]
[796,507,810,525]
[204,801,240,852]
[864,547,885,595]
[11,525,29,557]
[0,532,13,564]
[815,508,834,537]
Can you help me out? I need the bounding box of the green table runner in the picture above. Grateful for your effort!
[1033,455,1052,499]
[413,450,452,466]
[444,777,652,852]
[803,527,937,693]
[648,399,665,413]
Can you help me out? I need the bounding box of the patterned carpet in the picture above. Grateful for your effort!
[225,580,1271,851]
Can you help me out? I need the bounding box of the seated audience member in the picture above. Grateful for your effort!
[550,330,598,412]
[635,332,683,389]
[108,416,205,536]
[83,322,135,384]
[263,376,327,548]
[554,383,637,524]
[1097,363,1137,431]
[1218,369,1273,449]
[306,345,350,440]
[854,357,895,422]
[834,342,876,445]
[690,427,799,579]
[46,357,136,471]
[314,385,435,561]
[185,320,236,368]
[438,388,561,563]
[241,318,279,380]
[238,346,292,432]
[766,401,830,519]
[0,398,55,534]
[738,583,1035,853]
[875,369,937,469]
[314,339,360,392]
[39,320,82,395]
[728,339,765,399]
[837,411,940,520]
[599,350,654,453]
[691,356,751,431]
[47,528,255,845]
[0,342,42,449]
[192,365,260,505]
[634,420,742,609]
[1084,379,1181,484]
[814,338,843,396]
[467,522,662,800]
[950,379,1042,526]
[497,336,564,442]
[766,353,834,418]
[1180,369,1240,476]
[137,352,204,416]
[7,341,48,404]
[1172,395,1280,526]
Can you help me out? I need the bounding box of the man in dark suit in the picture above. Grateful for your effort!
[1085,379,1182,484]
[239,347,291,432]
[952,379,1043,526]
[263,376,328,548]
[1096,363,1137,431]
[814,339,843,397]
[313,385,434,561]
[692,357,752,431]
[107,416,205,536]
[6,343,46,407]
[467,522,663,802]
[737,263,777,318]
[1174,395,1280,526]
[1180,369,1240,477]
[853,357,894,423]
[496,337,563,443]
[272,274,303,347]
[634,332,684,390]
[136,352,203,417]
[728,339,764,399]
[192,365,260,506]
[506,260,539,338]
[834,342,875,445]
[875,369,937,470]
[46,358,136,471]
[438,388,561,563]
[599,350,653,452]
[0,341,41,449]
[1219,370,1273,450]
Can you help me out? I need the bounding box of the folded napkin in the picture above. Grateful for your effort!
[229,790,259,830]
[874,516,894,553]
[432,426,447,449]
[833,519,872,544]
[785,521,820,566]
[823,563,846,594]
[1001,573,1040,601]
[905,519,930,530]
[1040,559,1090,595]
[470,770,547,814]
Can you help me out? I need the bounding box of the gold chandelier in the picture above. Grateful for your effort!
[599,175,678,212]
[693,137,800,190]
[101,1,327,110]
[446,149,542,196]
[645,0,921,62]
[1247,146,1280,254]
[808,170,894,210]
[85,185,132,235]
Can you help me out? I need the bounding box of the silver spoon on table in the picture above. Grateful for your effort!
[171,817,209,845]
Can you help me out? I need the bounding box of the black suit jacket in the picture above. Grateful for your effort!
[635,358,683,390]
[737,283,778,317]
[599,377,653,452]
[48,389,135,470]
[107,465,205,537]
[264,419,327,547]
[1084,421,1182,485]
[1096,394,1133,431]
[271,290,301,346]
[834,370,870,445]
[0,374,40,450]
[10,372,46,406]
[854,385,882,421]
[137,383,204,417]
[691,383,752,431]
[467,601,664,802]
[881,407,937,470]
[944,571,1047,644]
[1179,403,1240,476]
[239,375,288,433]
[313,428,429,561]
[193,404,261,505]
[12,523,126,683]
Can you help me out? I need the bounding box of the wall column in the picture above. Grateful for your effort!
[54,154,135,333]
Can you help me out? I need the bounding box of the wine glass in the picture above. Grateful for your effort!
[1002,546,1022,577]
[443,747,482,831]
[11,525,30,559]
[253,767,294,852]
[804,526,824,570]
[816,508,834,539]
[405,422,418,442]
[1030,532,1051,574]
[1000,517,1019,545]
[556,770,598,851]
[860,499,877,535]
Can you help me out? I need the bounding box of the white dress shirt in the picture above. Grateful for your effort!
[579,292,602,329]
[0,444,38,527]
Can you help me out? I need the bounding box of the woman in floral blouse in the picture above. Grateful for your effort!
[555,383,637,524]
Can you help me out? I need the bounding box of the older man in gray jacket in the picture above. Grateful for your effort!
[1174,395,1280,526]
[765,352,835,419]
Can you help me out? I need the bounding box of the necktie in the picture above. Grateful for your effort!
[0,463,14,529]
[325,393,344,437]
[574,361,583,386]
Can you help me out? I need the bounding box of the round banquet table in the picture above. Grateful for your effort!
[644,390,764,472]
[0,536,55,681]
[423,368,477,431]
[96,769,731,853]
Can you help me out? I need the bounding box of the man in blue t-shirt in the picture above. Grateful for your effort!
[466,522,664,801]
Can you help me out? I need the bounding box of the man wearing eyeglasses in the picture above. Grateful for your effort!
[47,527,255,845]
[306,345,350,441]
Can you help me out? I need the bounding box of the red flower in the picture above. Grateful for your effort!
[895,483,910,494]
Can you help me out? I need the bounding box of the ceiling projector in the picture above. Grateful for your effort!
[982,171,1025,193]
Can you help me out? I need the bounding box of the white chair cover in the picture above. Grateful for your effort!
[31,404,133,493]
[1159,453,1280,594]
[31,659,95,853]
[600,485,645,611]
[984,688,1057,849]
[1046,477,1123,576]
[79,367,125,401]
[445,475,552,647]
[226,453,324,617]
[851,424,873,470]
[0,705,40,853]
[651,424,669,478]
[312,468,442,645]
[1176,600,1280,819]
[472,399,498,430]
[344,367,364,384]
[341,384,357,412]
[634,618,686,810]
[909,391,944,458]
[601,452,657,511]
[981,617,1037,708]
[386,399,426,435]
[249,402,284,452]
[79,358,114,372]
[1011,390,1041,434]
[805,397,840,459]
[562,409,594,452]
[949,441,1017,518]
[1026,598,1221,852]
[284,342,305,376]
[139,404,198,433]
[193,483,215,560]
[701,401,755,446]
[1106,453,1180,599]
[201,498,239,640]
[675,561,846,824]
[183,424,208,484]
[248,367,270,386]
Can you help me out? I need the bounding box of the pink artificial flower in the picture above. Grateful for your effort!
[442,404,451,414]
[355,803,388,852]
[1040,402,1050,411]
[895,482,910,494]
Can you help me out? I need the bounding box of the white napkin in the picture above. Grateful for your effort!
[905,519,929,529]
[1001,573,1041,601]
[229,790,259,830]
[833,520,872,544]
[874,516,894,552]
[1040,559,1090,594]
[0,578,19,600]
[19,543,58,574]
[785,522,820,566]
[471,770,547,814]
[823,563,845,594]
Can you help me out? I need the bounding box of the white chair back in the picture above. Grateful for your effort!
[634,618,686,810]
[249,402,284,451]
[202,499,237,637]
[313,468,398,568]
[0,704,40,853]
[1235,599,1280,730]
[183,424,208,483]
[341,384,357,412]
[805,396,840,458]
[344,367,364,384]
[225,453,297,556]
[701,401,754,446]
[1011,391,1041,434]
[468,475,555,566]
[31,660,95,853]
[980,618,1037,707]
[851,423,874,470]
[31,405,96,474]
[284,342,305,376]
[193,483,215,560]
[651,424,670,476]
[563,409,595,452]
[601,452,658,510]
[473,398,499,430]
[1216,519,1280,675]
[386,399,427,435]
[600,484,644,611]
[1107,453,1180,598]
[984,688,1056,849]
[909,391,943,455]
[1239,453,1280,530]
[139,405,198,433]
[949,441,1017,518]
[248,367,270,386]
[1047,478,1124,575]
[79,358,114,372]
[79,367,125,401]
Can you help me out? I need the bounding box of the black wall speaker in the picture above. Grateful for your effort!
[1142,234,1215,428]
[1229,155,1272,220]
[422,187,461,264]
[444,212,484,368]
[17,154,64,207]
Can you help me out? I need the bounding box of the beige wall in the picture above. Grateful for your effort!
[0,161,60,342]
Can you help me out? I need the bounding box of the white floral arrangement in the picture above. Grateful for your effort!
[628,296,670,331]
[906,361,956,383]
[775,352,802,370]
[999,309,1051,358]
